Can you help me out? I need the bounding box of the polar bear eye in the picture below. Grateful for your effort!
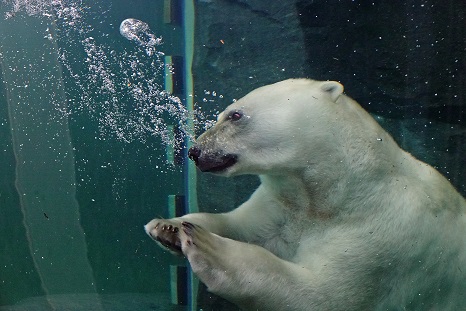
[229,111,243,121]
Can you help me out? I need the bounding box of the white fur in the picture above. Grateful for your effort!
[145,79,466,310]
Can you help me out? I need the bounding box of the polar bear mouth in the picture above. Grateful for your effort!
[188,147,238,173]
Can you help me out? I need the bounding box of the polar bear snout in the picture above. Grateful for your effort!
[188,146,237,173]
[188,145,202,162]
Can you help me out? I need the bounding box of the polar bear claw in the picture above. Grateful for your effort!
[145,219,182,254]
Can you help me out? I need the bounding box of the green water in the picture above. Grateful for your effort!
[1,0,464,310]
[0,0,188,309]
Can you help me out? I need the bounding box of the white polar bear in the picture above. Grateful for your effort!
[145,79,466,311]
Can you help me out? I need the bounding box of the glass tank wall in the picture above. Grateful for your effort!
[0,0,465,311]
[0,0,190,310]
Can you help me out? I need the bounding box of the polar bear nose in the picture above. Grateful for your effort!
[188,146,237,172]
[188,146,201,164]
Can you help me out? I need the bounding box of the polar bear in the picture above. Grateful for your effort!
[145,79,466,310]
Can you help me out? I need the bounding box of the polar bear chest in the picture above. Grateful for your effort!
[260,218,306,261]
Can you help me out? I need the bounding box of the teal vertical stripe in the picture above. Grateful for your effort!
[182,0,199,310]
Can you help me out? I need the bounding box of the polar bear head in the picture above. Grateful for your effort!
[188,79,350,177]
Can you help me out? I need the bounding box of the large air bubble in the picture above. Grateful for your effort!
[119,18,162,56]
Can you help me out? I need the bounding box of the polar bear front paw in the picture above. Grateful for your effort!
[179,222,229,292]
[180,221,211,252]
[145,219,182,255]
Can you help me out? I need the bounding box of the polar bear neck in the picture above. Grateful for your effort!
[259,172,337,220]
[258,151,413,221]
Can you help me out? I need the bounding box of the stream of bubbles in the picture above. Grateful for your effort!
[2,0,216,147]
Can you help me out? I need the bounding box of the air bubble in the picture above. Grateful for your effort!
[119,18,162,56]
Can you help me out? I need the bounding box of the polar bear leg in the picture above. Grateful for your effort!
[178,221,316,311]
[145,186,286,249]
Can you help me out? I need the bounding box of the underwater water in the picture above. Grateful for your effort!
[0,0,204,310]
[0,0,464,310]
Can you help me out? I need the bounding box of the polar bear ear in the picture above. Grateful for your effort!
[321,81,344,101]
